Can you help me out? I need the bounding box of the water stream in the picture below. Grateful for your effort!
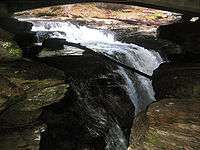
[19,18,163,114]
[18,18,163,150]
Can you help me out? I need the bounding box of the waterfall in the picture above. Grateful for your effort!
[28,19,115,43]
[17,18,163,150]
[18,18,163,114]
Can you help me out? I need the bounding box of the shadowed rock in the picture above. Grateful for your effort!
[157,21,200,54]
[38,55,135,150]
[0,60,68,127]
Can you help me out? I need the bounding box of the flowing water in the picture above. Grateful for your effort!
[18,18,163,150]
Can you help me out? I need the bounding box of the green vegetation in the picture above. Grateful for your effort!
[2,41,22,58]
[0,40,22,61]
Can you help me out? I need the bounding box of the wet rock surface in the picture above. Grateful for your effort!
[0,17,136,150]
[38,55,135,150]
[114,27,182,58]
[42,38,66,50]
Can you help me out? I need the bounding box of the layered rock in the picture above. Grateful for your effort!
[129,62,200,150]
[0,20,69,150]
[0,60,68,127]
[142,98,200,150]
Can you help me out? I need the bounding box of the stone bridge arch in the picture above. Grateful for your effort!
[1,0,200,16]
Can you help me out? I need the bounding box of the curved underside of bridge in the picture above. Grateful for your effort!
[1,0,200,15]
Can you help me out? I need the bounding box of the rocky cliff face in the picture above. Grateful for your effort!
[0,20,69,150]
[129,62,200,150]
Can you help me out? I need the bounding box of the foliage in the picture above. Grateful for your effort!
[2,41,22,58]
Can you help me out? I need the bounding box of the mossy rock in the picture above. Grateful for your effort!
[0,60,68,127]
[0,28,22,61]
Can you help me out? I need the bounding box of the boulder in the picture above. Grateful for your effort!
[42,38,66,50]
[0,75,25,113]
[129,98,200,150]
[14,32,38,48]
[0,60,68,127]
[115,28,182,56]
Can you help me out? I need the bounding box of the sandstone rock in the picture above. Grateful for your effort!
[166,53,200,63]
[14,32,38,48]
[0,60,68,127]
[129,62,200,150]
[129,98,200,150]
[0,75,25,113]
[115,28,182,56]
[145,98,199,150]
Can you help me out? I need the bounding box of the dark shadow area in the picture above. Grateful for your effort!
[36,55,135,150]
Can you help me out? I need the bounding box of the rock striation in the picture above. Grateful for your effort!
[129,62,200,150]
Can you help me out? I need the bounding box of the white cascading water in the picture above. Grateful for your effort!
[18,18,163,114]
[17,18,163,150]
